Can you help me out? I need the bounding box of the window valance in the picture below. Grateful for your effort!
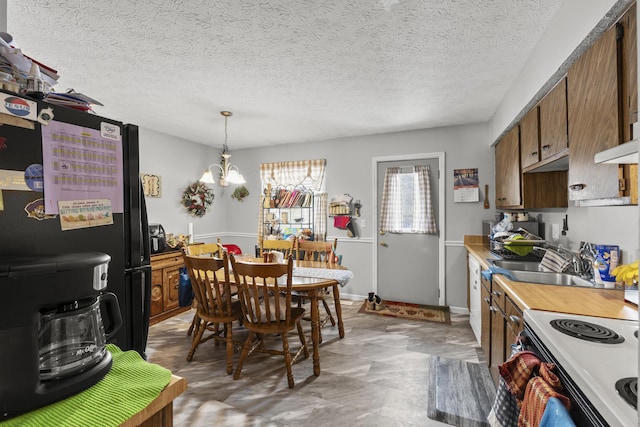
[259,159,326,192]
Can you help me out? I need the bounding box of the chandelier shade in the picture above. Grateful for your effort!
[199,111,245,187]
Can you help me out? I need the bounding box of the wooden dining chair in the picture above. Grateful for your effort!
[260,239,295,258]
[184,242,226,336]
[230,253,309,388]
[294,239,339,335]
[185,242,224,257]
[183,252,242,374]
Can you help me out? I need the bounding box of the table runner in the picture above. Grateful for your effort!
[292,266,353,286]
[1,344,171,427]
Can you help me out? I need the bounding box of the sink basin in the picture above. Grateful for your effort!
[488,259,543,272]
[503,270,596,288]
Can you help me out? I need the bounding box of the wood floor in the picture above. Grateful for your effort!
[146,298,490,426]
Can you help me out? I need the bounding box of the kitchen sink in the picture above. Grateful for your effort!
[487,259,543,272]
[500,270,596,288]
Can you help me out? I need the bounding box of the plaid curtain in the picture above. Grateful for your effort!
[258,159,327,244]
[259,159,326,192]
[379,165,437,234]
[379,167,403,233]
[413,165,438,233]
[313,193,327,241]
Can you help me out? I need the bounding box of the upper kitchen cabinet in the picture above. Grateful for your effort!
[520,106,539,170]
[539,78,569,163]
[521,78,569,173]
[495,126,521,208]
[620,2,638,139]
[567,5,637,204]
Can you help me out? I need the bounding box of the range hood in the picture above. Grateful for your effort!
[594,139,638,164]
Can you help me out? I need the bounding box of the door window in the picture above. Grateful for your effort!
[379,165,437,234]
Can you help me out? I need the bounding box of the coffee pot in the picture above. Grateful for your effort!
[0,252,122,420]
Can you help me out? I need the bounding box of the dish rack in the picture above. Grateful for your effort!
[489,233,546,261]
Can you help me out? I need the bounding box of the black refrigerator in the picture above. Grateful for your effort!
[0,90,151,356]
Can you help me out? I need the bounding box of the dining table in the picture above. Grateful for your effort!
[228,256,353,376]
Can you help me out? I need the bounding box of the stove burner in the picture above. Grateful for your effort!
[550,319,625,344]
[615,377,638,409]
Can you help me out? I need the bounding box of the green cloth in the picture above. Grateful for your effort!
[1,344,171,427]
[504,234,533,256]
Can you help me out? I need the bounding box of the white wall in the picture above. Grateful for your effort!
[139,126,229,240]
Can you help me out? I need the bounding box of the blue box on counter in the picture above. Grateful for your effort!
[595,244,619,283]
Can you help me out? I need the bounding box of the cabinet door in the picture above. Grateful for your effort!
[539,78,569,161]
[495,126,521,208]
[480,278,492,363]
[620,3,638,139]
[505,295,524,357]
[567,25,620,201]
[163,265,182,311]
[150,269,164,317]
[520,107,540,169]
[490,282,506,386]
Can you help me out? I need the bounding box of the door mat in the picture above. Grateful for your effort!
[358,299,450,324]
[427,356,496,427]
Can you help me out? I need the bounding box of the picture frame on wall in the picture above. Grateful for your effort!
[141,173,161,198]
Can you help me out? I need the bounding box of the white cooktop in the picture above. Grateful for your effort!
[524,310,638,427]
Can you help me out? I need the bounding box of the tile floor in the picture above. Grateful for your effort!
[146,298,490,426]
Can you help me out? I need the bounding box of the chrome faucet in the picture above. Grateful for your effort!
[578,242,599,281]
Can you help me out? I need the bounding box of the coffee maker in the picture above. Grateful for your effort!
[0,252,122,420]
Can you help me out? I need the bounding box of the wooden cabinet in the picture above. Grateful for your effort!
[496,122,568,209]
[489,281,506,386]
[150,251,190,325]
[518,77,569,173]
[567,24,621,202]
[495,126,521,208]
[505,295,524,357]
[539,78,569,163]
[520,107,540,170]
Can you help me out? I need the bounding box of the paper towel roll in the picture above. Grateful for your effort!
[188,223,194,243]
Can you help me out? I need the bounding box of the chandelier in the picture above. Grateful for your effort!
[199,111,246,187]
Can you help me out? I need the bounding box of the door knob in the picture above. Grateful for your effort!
[379,241,388,247]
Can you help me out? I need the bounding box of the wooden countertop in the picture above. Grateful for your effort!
[119,374,187,427]
[464,235,638,321]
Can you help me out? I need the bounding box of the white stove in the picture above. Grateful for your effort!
[524,310,638,427]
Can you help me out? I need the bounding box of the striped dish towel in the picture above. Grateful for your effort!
[518,363,572,427]
[540,250,570,273]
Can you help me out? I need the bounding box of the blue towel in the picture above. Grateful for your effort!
[488,265,517,281]
[539,397,576,427]
[481,270,493,281]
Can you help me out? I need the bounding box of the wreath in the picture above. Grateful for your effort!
[181,182,214,217]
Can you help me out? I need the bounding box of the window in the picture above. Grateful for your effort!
[379,165,437,234]
[258,159,327,243]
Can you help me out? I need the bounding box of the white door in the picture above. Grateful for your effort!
[375,155,443,306]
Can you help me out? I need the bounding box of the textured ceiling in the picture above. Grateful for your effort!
[7,0,565,149]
